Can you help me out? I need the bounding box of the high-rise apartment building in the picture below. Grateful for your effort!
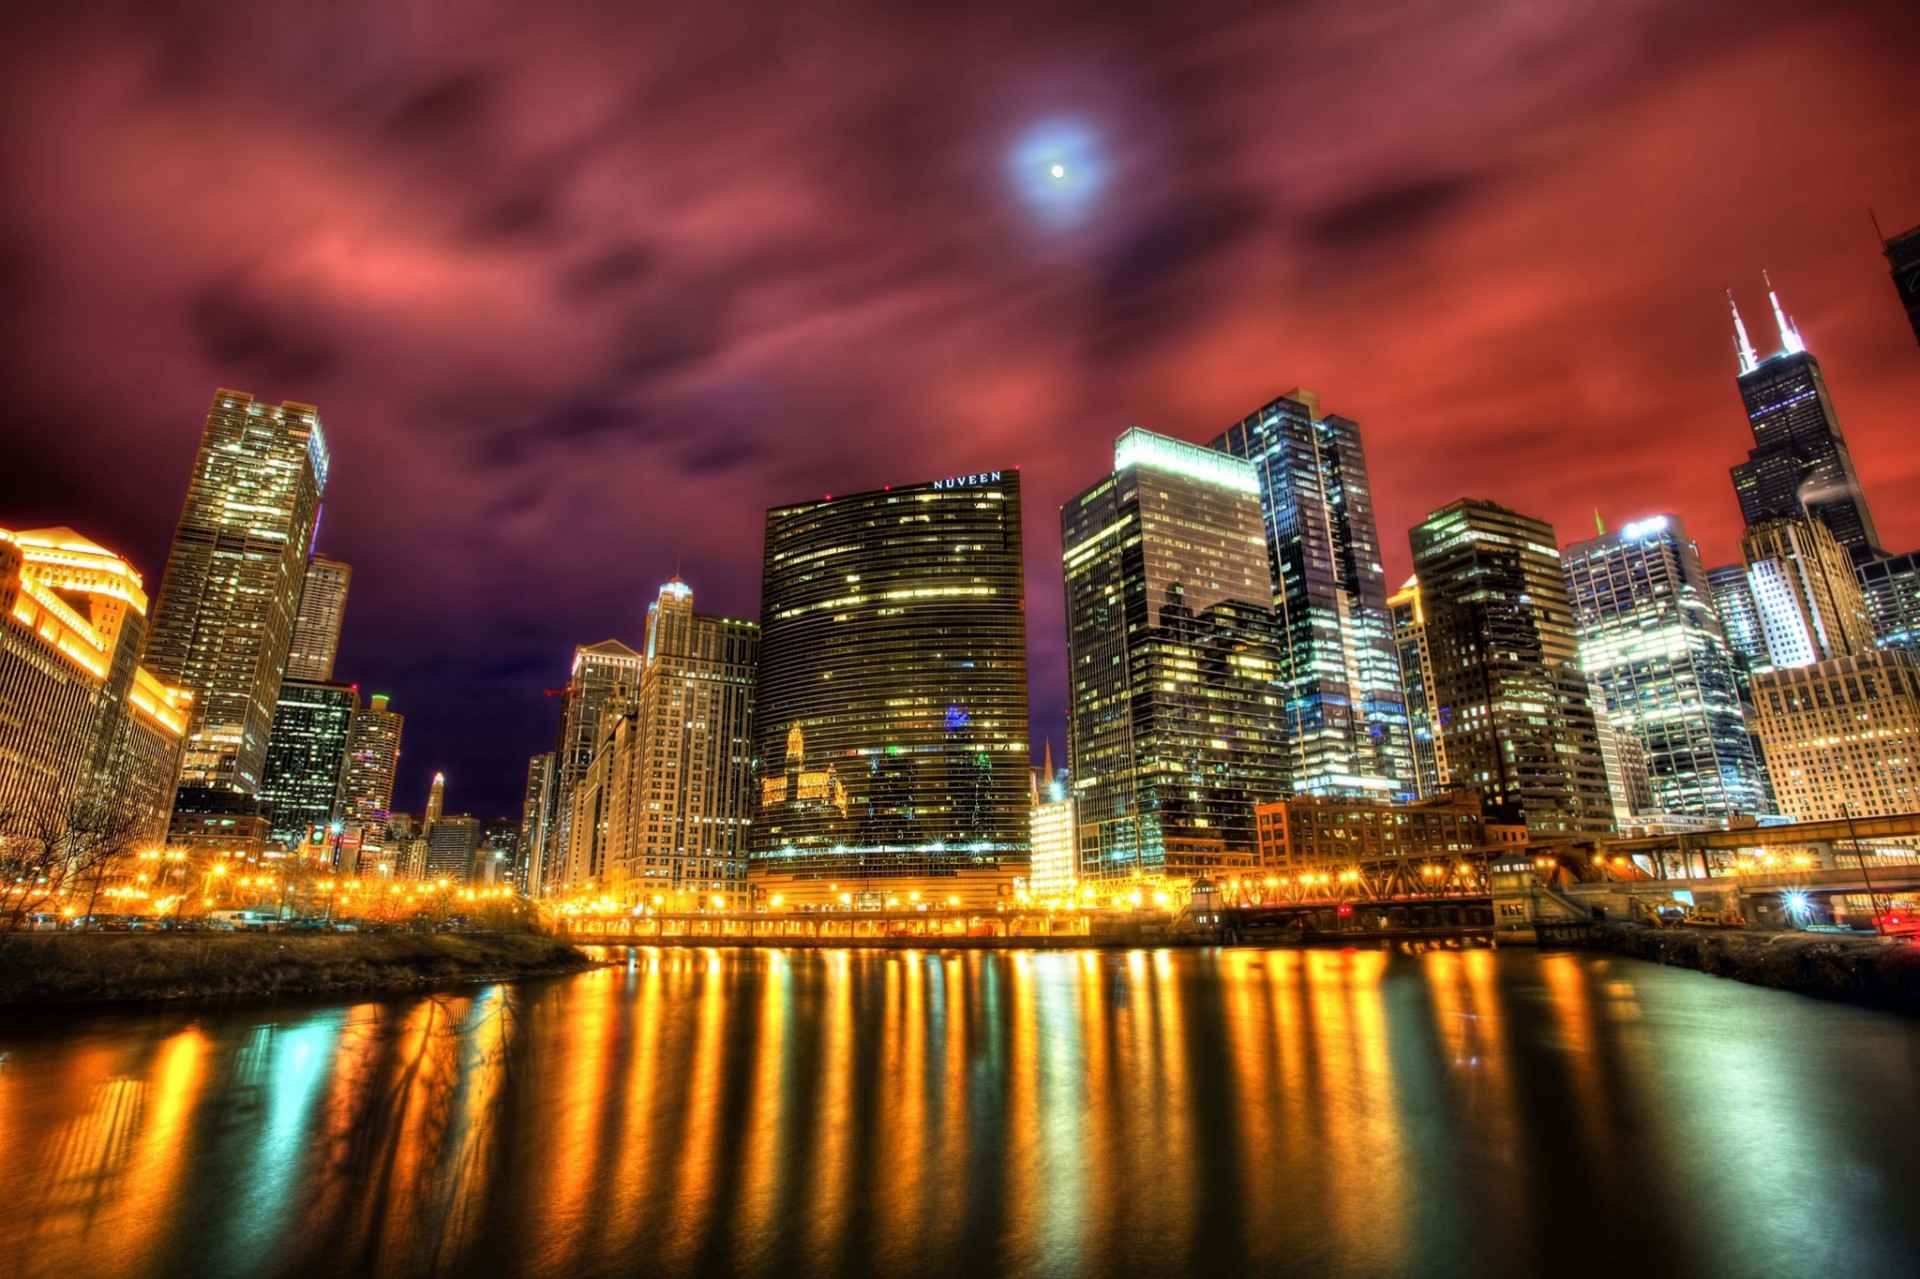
[1562,516,1770,820]
[425,814,481,883]
[1738,517,1876,669]
[607,579,758,910]
[1063,430,1289,883]
[548,639,643,891]
[258,680,357,848]
[285,557,351,682]
[1857,551,1920,656]
[519,752,556,894]
[341,692,403,834]
[752,469,1029,906]
[1881,218,1920,349]
[1408,500,1613,836]
[0,526,190,843]
[1210,389,1413,799]
[1388,578,1449,798]
[1726,283,1884,564]
[146,390,328,794]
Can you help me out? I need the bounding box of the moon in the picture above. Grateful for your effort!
[1050,163,1066,179]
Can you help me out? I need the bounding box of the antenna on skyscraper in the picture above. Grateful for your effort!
[1763,270,1806,355]
[1728,289,1759,374]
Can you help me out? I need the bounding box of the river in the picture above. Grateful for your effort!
[0,946,1915,1278]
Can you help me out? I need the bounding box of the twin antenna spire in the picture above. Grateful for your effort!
[1728,272,1805,375]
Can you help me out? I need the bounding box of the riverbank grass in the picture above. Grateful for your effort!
[1587,922,1920,1015]
[0,931,595,1005]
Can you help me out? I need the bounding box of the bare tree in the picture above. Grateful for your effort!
[0,791,151,932]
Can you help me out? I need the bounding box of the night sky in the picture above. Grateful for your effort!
[4,1,1918,821]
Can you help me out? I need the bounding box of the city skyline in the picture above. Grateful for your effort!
[3,4,1918,817]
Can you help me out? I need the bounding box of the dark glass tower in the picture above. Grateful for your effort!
[751,470,1029,885]
[1063,430,1290,883]
[1882,219,1920,350]
[259,680,357,848]
[1408,500,1614,836]
[1211,389,1413,799]
[1727,282,1884,564]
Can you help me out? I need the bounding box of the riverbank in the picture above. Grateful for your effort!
[1586,922,1920,1015]
[0,931,597,1006]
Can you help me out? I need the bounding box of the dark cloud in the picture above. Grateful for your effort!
[3,0,1918,817]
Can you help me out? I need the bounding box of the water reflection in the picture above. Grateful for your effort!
[2,947,1917,1279]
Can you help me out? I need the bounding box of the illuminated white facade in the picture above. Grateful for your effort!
[1029,787,1076,900]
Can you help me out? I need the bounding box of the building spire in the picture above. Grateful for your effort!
[1728,289,1759,374]
[1763,271,1805,355]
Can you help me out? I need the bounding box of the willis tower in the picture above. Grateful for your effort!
[1727,276,1884,565]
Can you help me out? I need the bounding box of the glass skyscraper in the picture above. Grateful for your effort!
[751,470,1029,896]
[1562,516,1770,819]
[1388,578,1448,798]
[1210,389,1414,799]
[259,680,357,848]
[1727,282,1884,564]
[1063,430,1290,883]
[147,390,328,795]
[1408,499,1614,836]
[1857,551,1920,657]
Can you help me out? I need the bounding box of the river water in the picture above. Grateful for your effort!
[0,947,1915,1279]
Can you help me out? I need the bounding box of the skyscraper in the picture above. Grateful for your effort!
[1738,516,1876,669]
[1706,564,1770,682]
[1210,389,1413,798]
[258,680,357,848]
[1408,499,1613,836]
[425,813,480,883]
[285,556,351,682]
[1029,778,1075,902]
[1388,578,1449,799]
[547,639,643,890]
[752,469,1029,906]
[424,771,445,831]
[1881,217,1920,349]
[1726,282,1884,564]
[1857,551,1920,656]
[607,579,758,910]
[1562,515,1770,820]
[1740,512,1920,822]
[341,692,403,835]
[0,526,190,843]
[1063,430,1290,883]
[146,390,328,794]
[519,751,556,894]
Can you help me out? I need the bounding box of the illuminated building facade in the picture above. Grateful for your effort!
[1727,283,1884,564]
[424,771,445,831]
[285,556,351,682]
[1388,578,1449,798]
[1029,783,1076,901]
[608,579,758,910]
[1750,652,1920,822]
[1408,500,1614,836]
[1882,218,1920,349]
[1738,516,1875,669]
[341,692,403,837]
[259,680,357,848]
[1063,430,1288,884]
[752,470,1029,904]
[0,526,189,843]
[1562,516,1770,819]
[425,814,481,883]
[564,706,632,893]
[1211,389,1414,799]
[146,390,328,794]
[167,787,270,859]
[519,752,556,894]
[547,639,643,892]
[1857,551,1920,656]
[1255,792,1485,873]
[479,819,520,886]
